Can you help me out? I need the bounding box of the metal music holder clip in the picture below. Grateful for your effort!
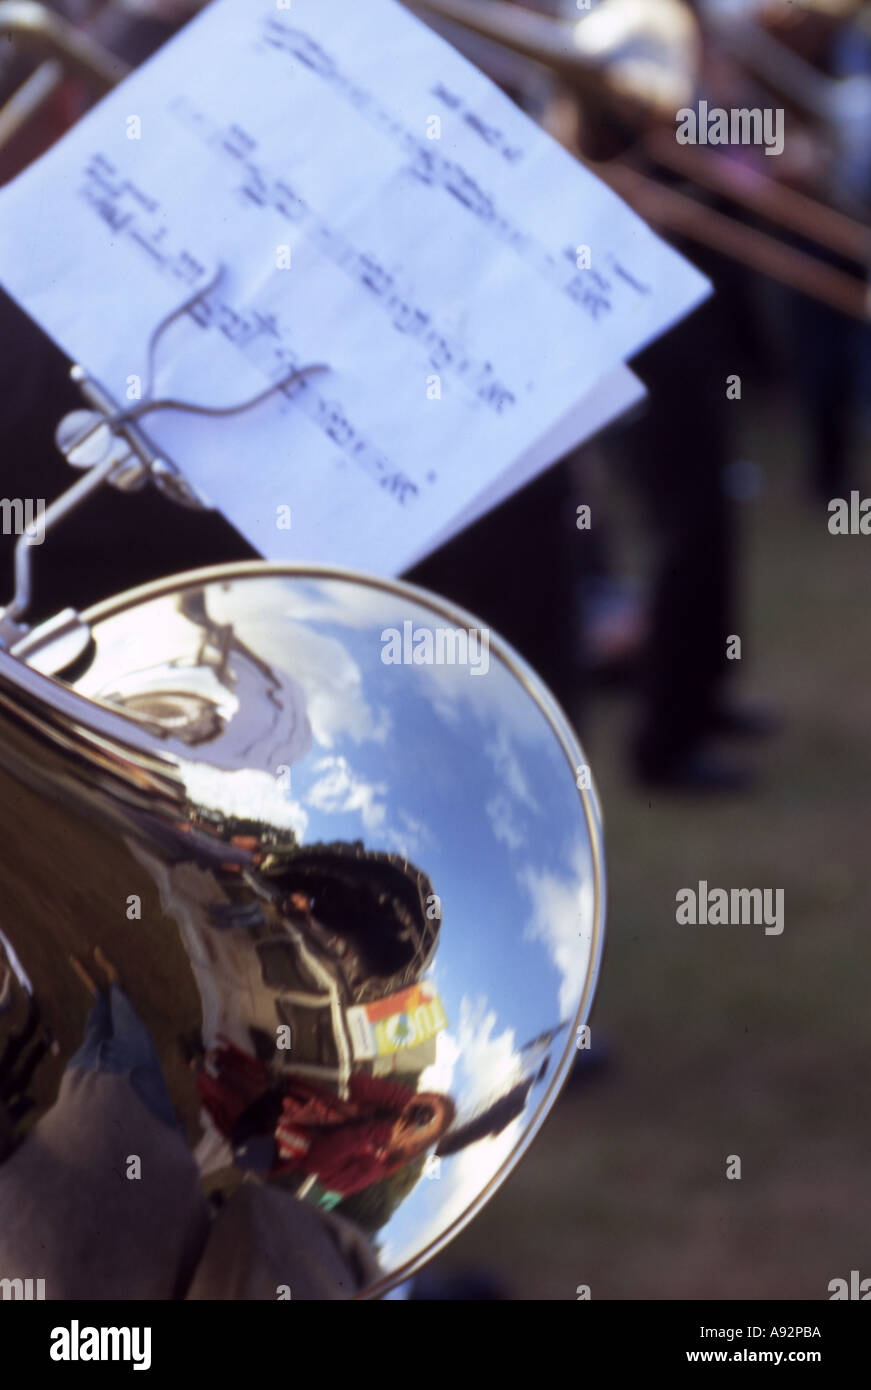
[0,266,328,664]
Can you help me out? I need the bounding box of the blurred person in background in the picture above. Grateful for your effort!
[575,0,778,789]
[765,0,871,502]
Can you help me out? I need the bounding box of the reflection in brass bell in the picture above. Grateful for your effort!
[0,562,604,1297]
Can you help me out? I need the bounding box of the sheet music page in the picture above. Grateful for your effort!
[425,363,646,551]
[0,0,708,574]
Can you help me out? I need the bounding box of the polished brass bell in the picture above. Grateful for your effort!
[0,560,604,1296]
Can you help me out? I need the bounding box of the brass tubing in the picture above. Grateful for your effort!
[605,162,870,320]
[0,1,128,90]
[406,0,607,88]
[0,57,61,150]
[645,131,871,267]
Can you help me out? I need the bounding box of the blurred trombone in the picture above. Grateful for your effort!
[0,1,126,151]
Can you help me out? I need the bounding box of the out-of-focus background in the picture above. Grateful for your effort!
[1,0,869,1299]
[429,428,871,1298]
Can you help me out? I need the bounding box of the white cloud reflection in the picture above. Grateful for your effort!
[305,754,388,833]
[519,840,596,1020]
[180,764,309,838]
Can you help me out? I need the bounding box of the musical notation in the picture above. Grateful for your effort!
[79,152,419,506]
[169,97,518,416]
[0,0,708,576]
[261,17,621,325]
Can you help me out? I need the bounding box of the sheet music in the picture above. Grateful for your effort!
[425,363,646,552]
[0,0,708,574]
